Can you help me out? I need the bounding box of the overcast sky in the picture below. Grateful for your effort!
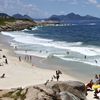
[0,0,100,18]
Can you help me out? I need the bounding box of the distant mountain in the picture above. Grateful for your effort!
[0,13,33,20]
[12,14,33,20]
[47,12,100,24]
[0,13,11,19]
[23,15,32,20]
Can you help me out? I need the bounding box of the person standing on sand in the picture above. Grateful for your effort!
[30,56,32,61]
[56,71,60,81]
[5,58,8,64]
[53,70,62,81]
[19,56,21,62]
[25,56,26,60]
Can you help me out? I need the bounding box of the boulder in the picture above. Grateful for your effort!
[0,81,87,100]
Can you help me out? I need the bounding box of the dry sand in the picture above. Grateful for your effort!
[0,44,78,89]
[0,42,96,100]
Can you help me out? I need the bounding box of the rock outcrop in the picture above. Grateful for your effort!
[0,81,87,100]
[0,20,36,31]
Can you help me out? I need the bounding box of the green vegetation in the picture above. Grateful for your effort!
[2,88,29,100]
[0,17,33,26]
[0,19,6,25]
[0,18,16,25]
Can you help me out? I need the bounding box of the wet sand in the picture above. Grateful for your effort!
[0,33,78,89]
[0,32,98,100]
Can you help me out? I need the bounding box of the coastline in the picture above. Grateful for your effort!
[0,31,99,83]
[0,20,36,32]
[0,33,78,89]
[0,31,98,100]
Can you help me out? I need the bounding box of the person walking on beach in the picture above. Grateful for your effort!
[25,56,26,60]
[19,56,21,62]
[30,56,32,61]
[56,71,60,81]
[5,58,8,64]
[53,70,62,81]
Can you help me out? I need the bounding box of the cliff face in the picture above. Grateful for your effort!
[0,81,87,100]
[0,20,36,31]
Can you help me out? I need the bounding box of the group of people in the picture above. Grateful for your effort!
[0,54,8,79]
[25,55,32,61]
[86,74,100,99]
[18,55,32,62]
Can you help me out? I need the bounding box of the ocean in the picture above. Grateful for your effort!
[1,24,100,68]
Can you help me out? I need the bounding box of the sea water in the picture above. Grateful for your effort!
[1,25,100,67]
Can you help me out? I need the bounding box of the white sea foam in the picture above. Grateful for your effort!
[1,31,100,67]
[22,29,29,32]
[54,54,100,67]
[1,31,100,68]
[15,50,48,58]
[1,31,100,57]
[88,23,96,25]
[32,26,38,30]
[1,31,16,38]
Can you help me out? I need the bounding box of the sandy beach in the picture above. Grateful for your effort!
[0,33,99,100]
[0,36,78,89]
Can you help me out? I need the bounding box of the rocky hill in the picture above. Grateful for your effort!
[0,81,87,100]
[47,12,100,24]
[0,20,36,31]
[48,13,100,21]
[0,13,36,31]
[0,13,11,19]
[12,14,33,20]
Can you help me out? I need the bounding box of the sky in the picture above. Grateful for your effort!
[0,0,100,18]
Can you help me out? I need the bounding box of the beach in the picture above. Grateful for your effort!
[0,32,99,100]
[0,34,78,89]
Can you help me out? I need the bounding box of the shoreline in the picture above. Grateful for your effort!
[0,33,79,89]
[0,32,99,83]
[0,20,36,32]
